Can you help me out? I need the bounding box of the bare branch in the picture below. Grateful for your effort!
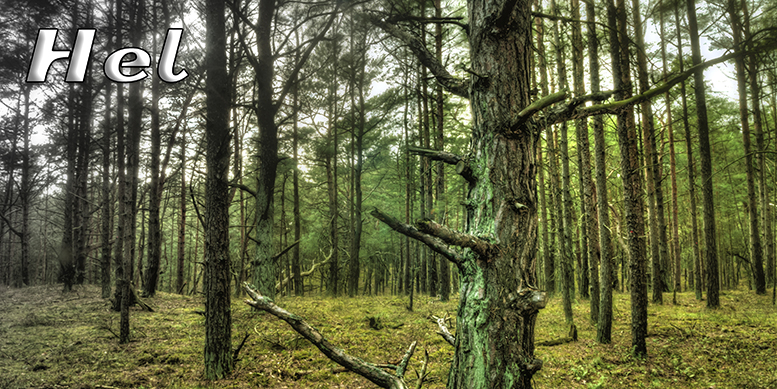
[272,239,300,262]
[370,208,464,269]
[539,48,765,126]
[514,90,567,128]
[416,219,497,259]
[432,315,456,347]
[228,182,257,197]
[383,15,468,33]
[243,283,411,389]
[368,13,469,98]
[276,247,330,292]
[395,341,417,380]
[408,146,476,184]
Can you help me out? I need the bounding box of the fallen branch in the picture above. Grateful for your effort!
[536,324,578,347]
[243,283,417,389]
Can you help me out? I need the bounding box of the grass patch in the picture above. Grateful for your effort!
[0,284,774,388]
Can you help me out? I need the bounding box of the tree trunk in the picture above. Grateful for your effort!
[687,0,720,308]
[674,2,702,300]
[435,0,450,303]
[591,0,612,342]
[144,0,162,297]
[534,1,554,295]
[613,0,648,356]
[742,1,768,294]
[203,0,232,379]
[292,71,303,296]
[551,0,574,324]
[177,131,186,294]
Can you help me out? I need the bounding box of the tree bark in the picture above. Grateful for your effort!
[591,0,612,342]
[674,2,702,300]
[203,0,232,379]
[613,0,648,356]
[687,0,720,308]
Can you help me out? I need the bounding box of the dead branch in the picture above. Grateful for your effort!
[232,333,251,363]
[416,219,497,259]
[536,324,578,347]
[275,248,330,293]
[415,348,429,389]
[432,315,455,347]
[368,13,468,98]
[370,208,464,269]
[243,283,415,389]
[408,146,476,185]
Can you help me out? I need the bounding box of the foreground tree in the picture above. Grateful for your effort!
[203,0,232,379]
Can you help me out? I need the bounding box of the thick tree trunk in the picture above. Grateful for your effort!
[203,0,233,379]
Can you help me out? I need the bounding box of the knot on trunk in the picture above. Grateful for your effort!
[522,357,543,374]
[507,288,547,314]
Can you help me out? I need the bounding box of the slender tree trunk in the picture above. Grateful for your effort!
[203,0,233,379]
[687,0,720,308]
[535,1,554,294]
[673,3,702,299]
[742,1,768,294]
[613,0,648,356]
[572,0,598,314]
[591,0,612,341]
[730,0,765,294]
[144,0,162,297]
[292,71,303,296]
[660,2,682,295]
[177,131,187,294]
[435,0,450,302]
[100,69,113,298]
[551,0,574,324]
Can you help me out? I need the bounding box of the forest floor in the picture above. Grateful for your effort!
[0,284,775,389]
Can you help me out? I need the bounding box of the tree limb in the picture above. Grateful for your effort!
[275,247,330,293]
[408,146,476,184]
[540,48,769,126]
[368,13,469,98]
[243,283,412,389]
[432,315,456,347]
[370,208,464,269]
[416,219,497,259]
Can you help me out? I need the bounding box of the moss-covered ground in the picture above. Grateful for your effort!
[0,284,774,388]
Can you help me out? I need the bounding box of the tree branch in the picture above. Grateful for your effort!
[416,219,497,259]
[408,146,476,184]
[432,315,456,347]
[539,48,769,126]
[368,13,469,98]
[514,91,567,128]
[370,208,464,269]
[243,283,412,389]
[228,182,257,197]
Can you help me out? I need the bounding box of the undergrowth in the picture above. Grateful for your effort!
[0,284,774,388]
